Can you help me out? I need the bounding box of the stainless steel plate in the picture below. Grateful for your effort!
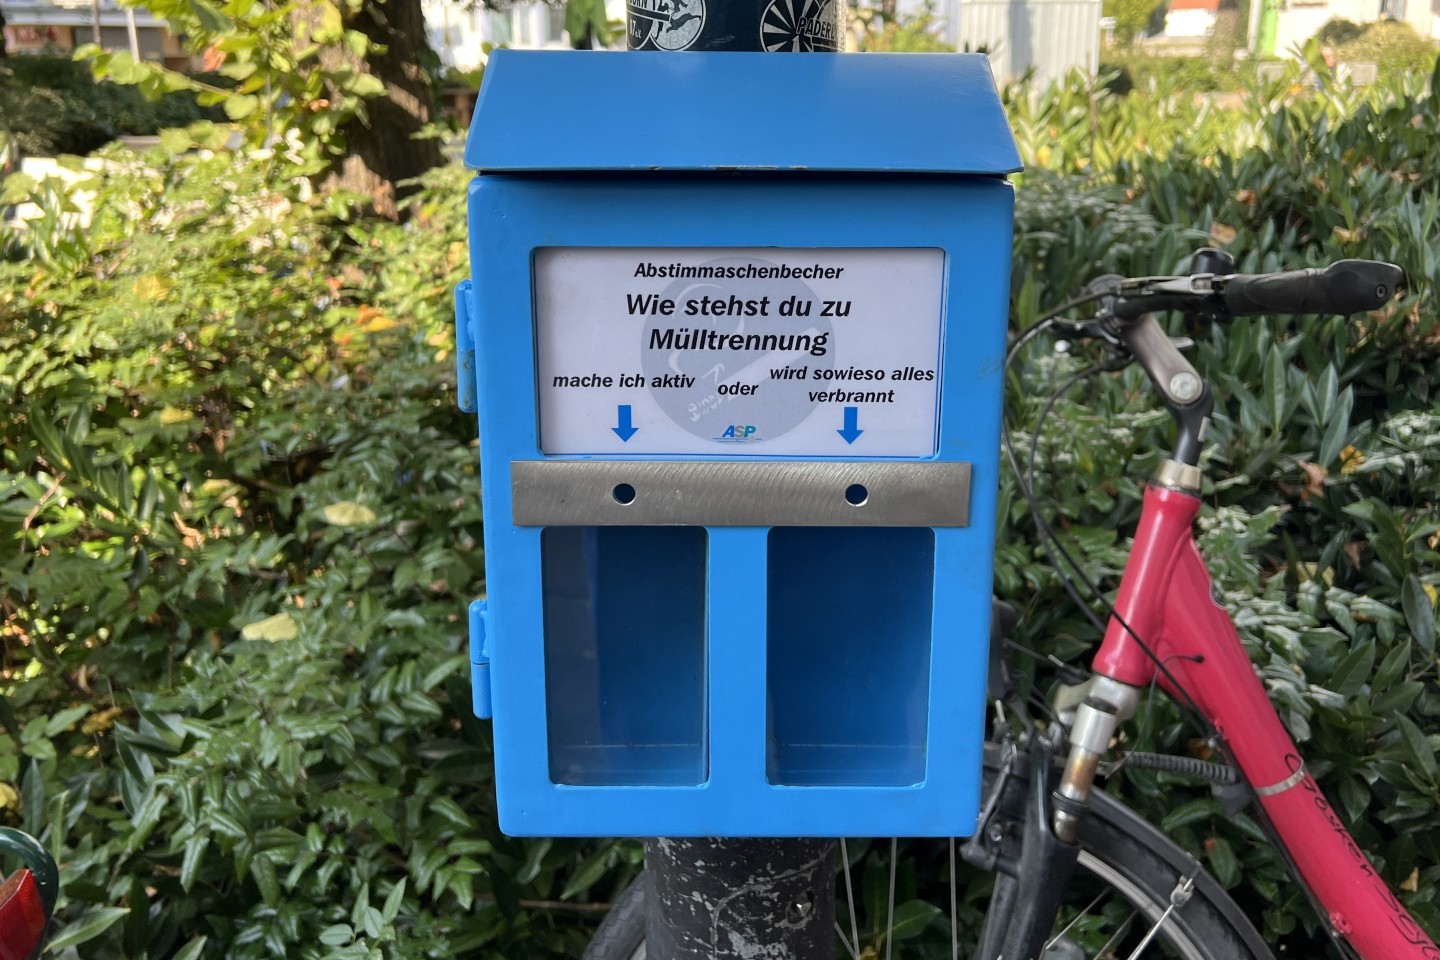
[511,460,971,527]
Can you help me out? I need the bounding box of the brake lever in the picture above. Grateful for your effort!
[1112,274,1233,324]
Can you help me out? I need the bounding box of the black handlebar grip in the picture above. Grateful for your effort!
[1221,260,1403,316]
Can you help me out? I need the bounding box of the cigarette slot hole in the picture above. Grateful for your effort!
[844,484,868,506]
[613,483,637,505]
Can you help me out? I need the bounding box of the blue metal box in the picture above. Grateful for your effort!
[458,50,1021,837]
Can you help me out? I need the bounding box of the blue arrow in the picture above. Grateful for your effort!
[837,406,863,444]
[612,404,638,442]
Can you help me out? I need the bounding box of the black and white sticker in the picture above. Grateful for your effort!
[760,0,842,51]
[628,0,706,50]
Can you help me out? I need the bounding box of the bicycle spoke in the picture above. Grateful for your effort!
[886,837,897,960]
[1045,888,1114,952]
[841,838,860,960]
[834,921,860,960]
[1123,876,1195,960]
[948,837,959,960]
[1094,908,1139,959]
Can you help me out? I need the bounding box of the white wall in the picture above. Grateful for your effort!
[938,0,1102,85]
[1164,7,1218,35]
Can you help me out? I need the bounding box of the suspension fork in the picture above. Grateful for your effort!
[972,733,1086,960]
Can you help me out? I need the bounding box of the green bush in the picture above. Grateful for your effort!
[1316,17,1440,73]
[1101,54,1245,94]
[0,56,221,157]
[1,145,636,958]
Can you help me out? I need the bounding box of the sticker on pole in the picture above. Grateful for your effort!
[533,247,945,457]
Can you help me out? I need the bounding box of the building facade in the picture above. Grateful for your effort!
[2,0,188,65]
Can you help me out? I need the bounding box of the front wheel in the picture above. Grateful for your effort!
[582,746,1272,960]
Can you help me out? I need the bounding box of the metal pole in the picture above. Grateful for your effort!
[644,839,836,960]
[125,5,139,59]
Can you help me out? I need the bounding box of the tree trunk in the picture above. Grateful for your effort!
[311,0,443,221]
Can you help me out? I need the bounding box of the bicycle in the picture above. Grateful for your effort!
[580,249,1435,960]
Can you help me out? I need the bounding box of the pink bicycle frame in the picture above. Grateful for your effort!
[1092,480,1439,960]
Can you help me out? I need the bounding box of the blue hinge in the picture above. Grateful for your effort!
[454,280,477,413]
[468,598,492,720]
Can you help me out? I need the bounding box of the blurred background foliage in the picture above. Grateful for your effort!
[0,55,221,158]
[0,41,1437,960]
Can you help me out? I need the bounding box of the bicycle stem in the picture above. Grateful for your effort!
[1110,314,1213,466]
[1053,676,1140,842]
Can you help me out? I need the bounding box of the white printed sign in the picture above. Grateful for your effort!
[533,247,945,457]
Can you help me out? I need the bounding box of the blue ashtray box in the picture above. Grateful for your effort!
[456,49,1021,837]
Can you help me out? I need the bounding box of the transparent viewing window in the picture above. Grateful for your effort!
[766,527,935,786]
[542,526,708,786]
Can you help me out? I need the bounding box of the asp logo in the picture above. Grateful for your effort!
[716,425,759,442]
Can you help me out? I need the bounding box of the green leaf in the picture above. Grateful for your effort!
[1372,638,1412,691]
[319,924,354,946]
[240,613,298,642]
[224,94,261,121]
[1160,798,1217,832]
[47,907,130,951]
[886,899,941,941]
[516,837,552,885]
[360,904,385,939]
[21,761,45,837]
[1264,349,1287,431]
[1317,386,1353,467]
[346,74,386,98]
[172,936,209,960]
[343,29,370,58]
[420,656,466,691]
[322,501,378,526]
[1207,836,1240,887]
[207,809,248,840]
[1400,575,1435,655]
[313,0,345,40]
[104,51,148,85]
[1329,641,1375,699]
[381,878,407,923]
[1372,680,1423,716]
[128,789,169,851]
[559,847,612,901]
[252,853,280,906]
[1338,775,1369,822]
[43,704,91,737]
[186,0,234,32]
[1395,713,1436,779]
[181,836,208,892]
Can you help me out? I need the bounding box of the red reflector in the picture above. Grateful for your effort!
[0,869,47,960]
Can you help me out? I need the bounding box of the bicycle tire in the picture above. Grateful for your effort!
[581,746,1272,960]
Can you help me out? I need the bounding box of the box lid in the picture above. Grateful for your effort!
[464,50,1023,175]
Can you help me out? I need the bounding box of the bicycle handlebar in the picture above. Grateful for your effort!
[1220,260,1403,317]
[1105,257,1404,323]
[1053,254,1404,468]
